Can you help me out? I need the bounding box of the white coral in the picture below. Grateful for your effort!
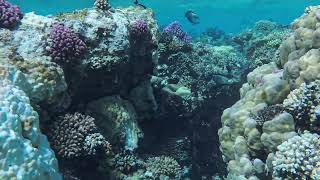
[272,132,320,179]
[0,80,61,180]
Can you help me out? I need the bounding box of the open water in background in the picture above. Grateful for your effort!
[7,0,320,34]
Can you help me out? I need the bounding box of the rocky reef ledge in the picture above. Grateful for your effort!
[0,3,158,179]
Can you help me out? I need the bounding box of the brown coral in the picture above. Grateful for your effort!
[47,112,110,159]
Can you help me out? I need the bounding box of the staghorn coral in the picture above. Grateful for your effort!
[46,23,87,64]
[145,156,182,179]
[283,80,320,132]
[47,112,110,159]
[272,131,320,179]
[0,0,23,29]
[94,0,111,12]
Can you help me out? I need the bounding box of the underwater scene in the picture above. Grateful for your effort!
[2,0,320,179]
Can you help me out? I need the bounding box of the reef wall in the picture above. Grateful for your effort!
[219,5,320,180]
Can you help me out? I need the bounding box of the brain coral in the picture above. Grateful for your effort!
[0,0,23,29]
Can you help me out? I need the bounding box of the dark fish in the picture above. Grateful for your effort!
[134,0,147,9]
[185,10,200,25]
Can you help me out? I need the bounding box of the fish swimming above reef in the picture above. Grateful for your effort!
[185,10,200,24]
[134,0,147,9]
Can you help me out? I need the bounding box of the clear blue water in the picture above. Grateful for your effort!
[8,0,320,33]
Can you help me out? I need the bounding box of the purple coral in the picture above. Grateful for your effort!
[0,0,23,29]
[47,23,87,64]
[130,19,151,41]
[163,21,192,43]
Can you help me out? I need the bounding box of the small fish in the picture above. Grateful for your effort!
[185,10,200,25]
[134,0,147,9]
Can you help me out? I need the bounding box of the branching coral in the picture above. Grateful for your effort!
[162,21,191,44]
[114,151,145,175]
[0,0,23,29]
[46,23,87,64]
[84,133,112,156]
[94,0,111,12]
[283,80,320,132]
[130,19,151,41]
[145,156,182,179]
[47,112,111,159]
[272,131,320,179]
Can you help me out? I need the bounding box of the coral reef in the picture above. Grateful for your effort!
[94,0,111,12]
[163,21,191,44]
[157,43,247,101]
[218,5,320,179]
[272,131,320,179]
[233,20,290,68]
[4,1,320,179]
[250,104,285,129]
[0,80,61,179]
[86,96,143,150]
[283,80,320,132]
[46,23,87,64]
[0,0,23,29]
[218,62,292,179]
[47,112,110,159]
[114,151,145,175]
[145,156,182,179]
[130,19,151,41]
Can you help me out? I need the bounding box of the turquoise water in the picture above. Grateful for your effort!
[8,0,320,33]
